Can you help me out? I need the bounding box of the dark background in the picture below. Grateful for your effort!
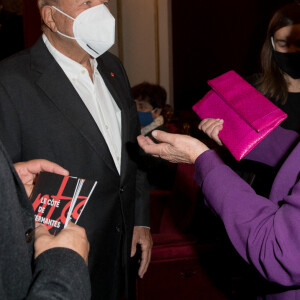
[172,0,294,110]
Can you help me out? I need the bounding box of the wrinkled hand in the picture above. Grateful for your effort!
[14,159,69,196]
[34,222,90,265]
[131,226,153,278]
[137,130,209,164]
[198,118,224,146]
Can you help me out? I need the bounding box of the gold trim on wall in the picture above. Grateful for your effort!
[154,0,160,84]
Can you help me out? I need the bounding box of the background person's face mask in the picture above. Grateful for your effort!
[138,111,154,126]
[52,4,115,58]
[271,36,300,79]
[273,51,300,79]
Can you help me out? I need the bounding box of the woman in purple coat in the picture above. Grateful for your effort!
[138,119,300,300]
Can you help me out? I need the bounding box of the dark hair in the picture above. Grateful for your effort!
[131,82,167,109]
[256,3,300,104]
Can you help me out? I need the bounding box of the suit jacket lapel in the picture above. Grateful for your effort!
[97,59,124,110]
[97,58,131,179]
[30,38,118,174]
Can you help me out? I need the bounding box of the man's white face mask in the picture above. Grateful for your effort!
[52,4,115,58]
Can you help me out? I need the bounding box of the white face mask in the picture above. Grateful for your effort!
[52,4,115,58]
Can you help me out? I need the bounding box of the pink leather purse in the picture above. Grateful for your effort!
[192,70,287,161]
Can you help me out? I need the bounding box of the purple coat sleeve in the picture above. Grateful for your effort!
[245,126,299,167]
[194,131,300,286]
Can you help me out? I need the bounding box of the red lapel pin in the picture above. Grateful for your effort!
[110,72,115,77]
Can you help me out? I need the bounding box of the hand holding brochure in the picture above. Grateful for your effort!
[30,172,97,235]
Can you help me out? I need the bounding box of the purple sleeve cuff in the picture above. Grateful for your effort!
[194,150,225,187]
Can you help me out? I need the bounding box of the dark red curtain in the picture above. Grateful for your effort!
[22,0,41,48]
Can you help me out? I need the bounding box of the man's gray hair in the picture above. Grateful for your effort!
[38,0,58,8]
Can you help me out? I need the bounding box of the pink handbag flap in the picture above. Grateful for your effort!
[208,70,284,132]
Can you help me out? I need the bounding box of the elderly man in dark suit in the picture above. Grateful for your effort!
[0,0,152,299]
[0,139,91,299]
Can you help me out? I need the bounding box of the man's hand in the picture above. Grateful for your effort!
[137,130,209,164]
[14,159,69,196]
[131,226,153,278]
[34,222,90,265]
[198,118,224,146]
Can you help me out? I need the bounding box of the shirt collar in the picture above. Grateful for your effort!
[42,34,98,77]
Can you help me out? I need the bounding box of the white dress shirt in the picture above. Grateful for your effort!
[43,34,122,173]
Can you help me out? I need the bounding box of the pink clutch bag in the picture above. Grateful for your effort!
[192,70,287,161]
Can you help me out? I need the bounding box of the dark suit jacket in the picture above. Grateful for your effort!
[0,139,91,299]
[0,37,150,299]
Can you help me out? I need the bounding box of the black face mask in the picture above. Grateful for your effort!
[273,50,300,79]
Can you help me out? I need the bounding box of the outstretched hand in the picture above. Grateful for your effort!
[14,159,69,196]
[137,130,209,164]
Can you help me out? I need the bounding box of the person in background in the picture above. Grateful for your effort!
[138,118,300,300]
[0,0,152,299]
[132,82,167,139]
[0,139,90,299]
[236,2,300,197]
[253,2,300,132]
[132,82,175,190]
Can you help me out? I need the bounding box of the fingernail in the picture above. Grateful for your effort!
[152,131,157,137]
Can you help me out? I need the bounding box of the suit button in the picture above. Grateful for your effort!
[120,187,124,193]
[25,228,34,243]
[116,226,121,233]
